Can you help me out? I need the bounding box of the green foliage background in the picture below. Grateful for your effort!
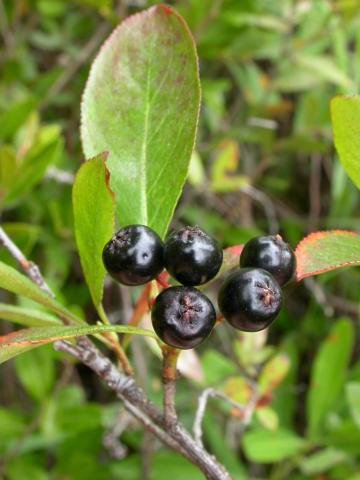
[0,0,360,479]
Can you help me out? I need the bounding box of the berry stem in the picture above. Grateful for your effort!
[121,283,151,349]
[98,304,133,375]
[162,346,180,427]
[156,270,170,289]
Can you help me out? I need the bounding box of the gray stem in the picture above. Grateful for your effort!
[0,224,232,480]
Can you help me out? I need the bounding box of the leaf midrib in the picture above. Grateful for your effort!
[141,61,151,226]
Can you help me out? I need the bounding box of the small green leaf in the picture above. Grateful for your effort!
[295,54,353,88]
[223,376,252,404]
[14,345,55,400]
[4,125,62,204]
[307,319,354,438]
[346,382,360,428]
[0,324,156,364]
[295,230,360,280]
[258,353,290,395]
[0,261,82,325]
[0,98,35,141]
[255,407,279,431]
[331,95,360,189]
[210,140,249,193]
[73,153,114,316]
[0,303,61,327]
[243,428,306,462]
[81,5,201,238]
[298,448,349,475]
[221,12,289,32]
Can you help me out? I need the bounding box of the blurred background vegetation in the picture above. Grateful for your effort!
[1,0,360,478]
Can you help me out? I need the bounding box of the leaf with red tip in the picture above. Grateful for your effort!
[295,230,360,281]
[81,5,200,239]
[0,324,156,364]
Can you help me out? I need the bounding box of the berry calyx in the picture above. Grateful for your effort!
[218,268,282,332]
[240,234,296,286]
[151,286,216,349]
[164,226,223,286]
[102,224,164,286]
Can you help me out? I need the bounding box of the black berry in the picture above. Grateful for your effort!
[240,235,296,286]
[102,225,164,286]
[218,268,282,332]
[151,286,216,349]
[164,226,223,286]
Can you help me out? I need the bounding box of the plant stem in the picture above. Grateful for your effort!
[122,283,151,349]
[54,338,231,480]
[162,346,180,427]
[0,224,232,480]
[98,304,133,375]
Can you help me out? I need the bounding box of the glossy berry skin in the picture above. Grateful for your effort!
[164,226,223,286]
[218,268,282,332]
[102,225,164,286]
[240,235,296,286]
[151,286,216,349]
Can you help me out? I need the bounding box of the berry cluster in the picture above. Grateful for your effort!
[102,226,296,349]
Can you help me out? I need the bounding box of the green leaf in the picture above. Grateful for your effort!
[0,98,35,141]
[331,95,360,189]
[73,153,114,316]
[346,382,360,428]
[0,324,156,364]
[0,261,82,325]
[295,54,353,89]
[0,303,61,327]
[200,349,237,385]
[14,345,55,400]
[223,376,252,404]
[243,428,306,463]
[295,230,360,280]
[255,407,279,431]
[258,353,290,395]
[307,319,354,438]
[4,125,62,204]
[323,420,360,455]
[81,5,200,238]
[0,146,17,196]
[298,448,349,475]
[221,12,289,32]
[210,140,249,193]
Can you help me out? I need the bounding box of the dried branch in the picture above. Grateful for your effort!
[0,226,53,296]
[193,387,259,447]
[0,224,232,480]
[54,339,231,480]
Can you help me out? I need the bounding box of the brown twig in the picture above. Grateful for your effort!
[54,339,231,480]
[162,346,180,427]
[0,224,232,480]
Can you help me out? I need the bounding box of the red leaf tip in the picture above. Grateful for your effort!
[159,4,173,14]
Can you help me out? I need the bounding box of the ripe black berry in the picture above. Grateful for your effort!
[240,235,296,286]
[218,268,282,332]
[164,226,223,286]
[102,225,164,286]
[151,286,216,349]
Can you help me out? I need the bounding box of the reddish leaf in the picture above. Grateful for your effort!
[0,324,156,364]
[295,230,360,281]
